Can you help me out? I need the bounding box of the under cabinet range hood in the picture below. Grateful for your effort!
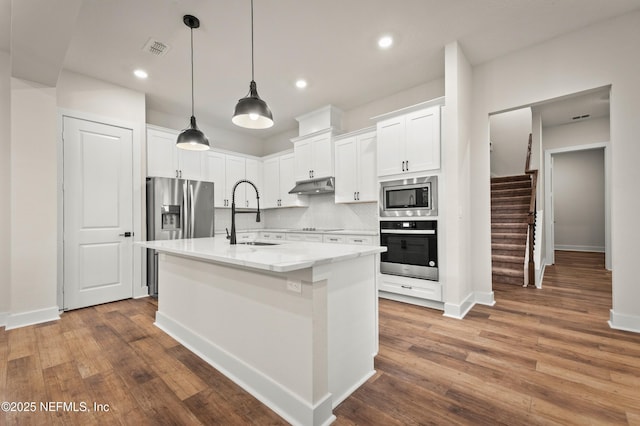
[289,177,335,195]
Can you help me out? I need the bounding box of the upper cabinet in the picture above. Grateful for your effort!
[262,152,309,209]
[376,105,441,178]
[292,129,334,181]
[202,151,262,209]
[334,129,377,203]
[147,126,203,180]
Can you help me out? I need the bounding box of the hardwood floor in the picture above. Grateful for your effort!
[2,251,639,425]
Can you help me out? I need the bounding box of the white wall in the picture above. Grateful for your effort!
[469,11,640,330]
[10,78,58,316]
[261,128,299,156]
[489,107,532,176]
[441,41,475,317]
[146,108,264,157]
[543,117,610,149]
[0,50,10,317]
[553,149,605,251]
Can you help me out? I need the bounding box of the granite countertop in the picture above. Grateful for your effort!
[138,237,385,273]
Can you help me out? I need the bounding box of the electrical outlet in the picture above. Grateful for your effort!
[286,279,302,293]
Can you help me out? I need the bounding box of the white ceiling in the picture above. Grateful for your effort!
[4,0,640,138]
[536,87,611,128]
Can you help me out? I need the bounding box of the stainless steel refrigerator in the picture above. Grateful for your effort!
[146,177,215,296]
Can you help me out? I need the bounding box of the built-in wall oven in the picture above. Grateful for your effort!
[379,220,438,281]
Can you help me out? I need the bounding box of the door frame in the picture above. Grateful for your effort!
[544,141,611,270]
[57,109,145,309]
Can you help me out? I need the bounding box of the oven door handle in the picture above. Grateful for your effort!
[380,229,436,235]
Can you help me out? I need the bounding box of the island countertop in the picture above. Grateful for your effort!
[138,237,386,273]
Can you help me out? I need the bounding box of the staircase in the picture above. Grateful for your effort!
[491,174,533,285]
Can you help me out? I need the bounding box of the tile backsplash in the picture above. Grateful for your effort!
[263,194,378,230]
[215,194,378,233]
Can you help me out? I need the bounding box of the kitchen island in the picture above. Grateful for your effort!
[138,237,386,426]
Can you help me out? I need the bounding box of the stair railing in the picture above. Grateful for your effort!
[524,133,538,287]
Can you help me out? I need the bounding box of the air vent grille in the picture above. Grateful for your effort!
[572,114,591,121]
[142,38,170,57]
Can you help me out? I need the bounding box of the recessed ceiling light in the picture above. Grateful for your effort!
[134,69,148,79]
[378,35,393,49]
[295,79,307,89]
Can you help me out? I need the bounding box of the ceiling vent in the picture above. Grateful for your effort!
[572,114,590,121]
[142,38,170,57]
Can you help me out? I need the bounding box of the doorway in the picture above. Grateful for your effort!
[544,143,610,270]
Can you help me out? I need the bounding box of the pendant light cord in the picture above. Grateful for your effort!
[250,0,255,81]
[190,26,195,117]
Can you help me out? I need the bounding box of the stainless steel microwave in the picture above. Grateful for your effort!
[380,176,438,217]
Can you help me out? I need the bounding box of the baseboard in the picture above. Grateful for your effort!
[474,291,496,307]
[5,306,61,330]
[155,311,335,426]
[536,261,547,289]
[0,311,8,328]
[443,292,475,319]
[609,309,640,334]
[378,291,444,311]
[555,245,605,253]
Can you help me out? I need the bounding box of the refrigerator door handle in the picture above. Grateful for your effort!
[189,182,195,238]
[183,180,189,238]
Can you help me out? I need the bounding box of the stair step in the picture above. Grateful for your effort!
[491,204,529,213]
[491,195,531,205]
[491,188,531,198]
[492,273,525,286]
[492,266,524,277]
[491,174,530,184]
[492,254,525,264]
[491,181,531,190]
[491,233,527,243]
[491,213,529,222]
[492,222,528,230]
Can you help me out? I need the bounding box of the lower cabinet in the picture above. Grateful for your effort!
[378,274,443,303]
[286,233,323,242]
[259,231,286,241]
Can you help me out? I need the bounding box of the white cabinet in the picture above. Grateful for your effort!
[376,106,440,177]
[293,130,334,181]
[334,129,377,203]
[202,151,262,209]
[286,233,323,242]
[378,274,442,303]
[147,126,204,179]
[262,153,309,209]
[259,231,286,241]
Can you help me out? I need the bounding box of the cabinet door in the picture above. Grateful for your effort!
[147,128,178,178]
[177,149,204,180]
[310,133,333,179]
[203,151,226,207]
[225,155,246,207]
[261,157,280,209]
[405,107,440,172]
[245,158,261,209]
[376,117,405,177]
[334,137,358,203]
[356,132,378,202]
[280,153,307,207]
[293,139,313,181]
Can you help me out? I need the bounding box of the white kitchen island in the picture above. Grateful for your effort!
[138,237,386,426]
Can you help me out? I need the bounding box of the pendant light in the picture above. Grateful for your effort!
[232,0,274,129]
[176,14,210,151]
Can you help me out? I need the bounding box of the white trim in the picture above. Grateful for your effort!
[544,142,610,270]
[555,245,605,253]
[370,97,446,121]
[443,293,475,319]
[609,310,640,334]
[0,311,8,328]
[155,312,336,426]
[536,260,546,289]
[378,291,444,311]
[57,108,143,309]
[474,291,496,307]
[5,306,60,330]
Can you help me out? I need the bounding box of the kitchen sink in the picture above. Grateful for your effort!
[239,241,279,246]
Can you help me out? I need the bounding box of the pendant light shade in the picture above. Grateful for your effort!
[177,15,210,151]
[232,0,274,129]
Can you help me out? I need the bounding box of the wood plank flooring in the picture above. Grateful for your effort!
[2,251,639,425]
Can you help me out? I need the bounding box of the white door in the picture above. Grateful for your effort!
[226,155,246,207]
[203,151,227,207]
[311,133,333,179]
[293,139,313,181]
[262,157,280,208]
[245,158,261,209]
[405,107,440,173]
[377,117,404,177]
[147,127,178,178]
[63,117,134,310]
[177,149,203,180]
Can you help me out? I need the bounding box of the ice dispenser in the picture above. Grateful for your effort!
[161,205,181,230]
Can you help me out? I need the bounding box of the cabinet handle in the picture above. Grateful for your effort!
[246,200,248,207]
[176,169,179,178]
[357,191,360,200]
[353,239,363,243]
[406,160,409,171]
[354,192,357,200]
[401,285,413,289]
[401,161,405,171]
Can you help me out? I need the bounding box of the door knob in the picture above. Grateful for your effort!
[119,232,133,237]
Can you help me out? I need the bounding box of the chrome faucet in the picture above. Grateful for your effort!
[229,179,261,245]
